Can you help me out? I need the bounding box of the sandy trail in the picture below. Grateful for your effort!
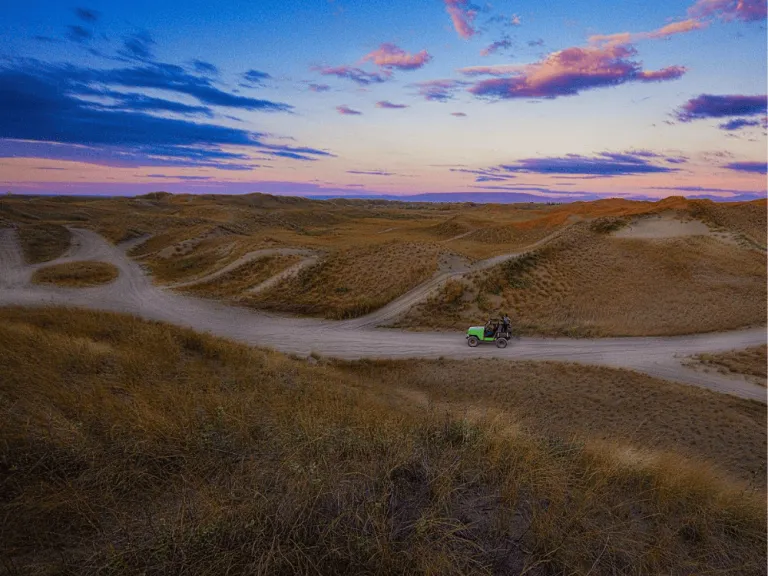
[1,227,765,403]
[167,247,318,289]
[340,227,568,329]
[246,253,319,294]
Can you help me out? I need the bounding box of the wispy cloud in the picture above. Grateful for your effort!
[468,44,685,100]
[242,69,272,85]
[314,65,390,85]
[308,83,331,92]
[67,25,93,43]
[347,169,394,175]
[75,7,100,23]
[484,151,681,176]
[724,161,767,173]
[362,43,432,70]
[376,100,409,109]
[444,0,478,39]
[336,105,362,115]
[192,60,218,76]
[451,112,467,117]
[411,79,468,101]
[480,39,513,56]
[688,0,767,22]
[0,61,330,169]
[676,94,767,120]
[719,117,767,130]
[119,31,156,61]
[589,19,705,47]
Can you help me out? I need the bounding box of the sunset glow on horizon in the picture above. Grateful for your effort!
[1,0,766,200]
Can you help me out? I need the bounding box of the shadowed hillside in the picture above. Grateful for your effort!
[1,307,765,575]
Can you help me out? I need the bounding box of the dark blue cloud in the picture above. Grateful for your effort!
[119,31,156,61]
[719,118,765,131]
[676,94,767,121]
[496,152,679,176]
[724,161,767,174]
[67,25,93,43]
[192,60,219,75]
[314,65,390,85]
[450,167,517,182]
[91,64,290,111]
[76,87,214,117]
[75,8,100,23]
[0,62,332,169]
[242,69,272,85]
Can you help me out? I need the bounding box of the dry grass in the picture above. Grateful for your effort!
[17,224,71,264]
[31,261,119,287]
[338,359,767,488]
[690,346,767,385]
[2,194,765,331]
[1,306,765,575]
[400,224,766,336]
[181,254,303,298]
[246,241,444,319]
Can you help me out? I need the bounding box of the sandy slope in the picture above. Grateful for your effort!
[166,247,318,289]
[1,227,765,402]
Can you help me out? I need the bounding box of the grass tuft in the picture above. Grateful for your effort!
[31,261,119,287]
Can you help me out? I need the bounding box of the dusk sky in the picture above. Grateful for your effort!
[1,0,766,199]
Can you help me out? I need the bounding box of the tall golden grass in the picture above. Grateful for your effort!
[1,307,765,575]
[17,223,71,264]
[689,345,767,385]
[400,224,766,336]
[30,261,119,287]
[2,194,765,330]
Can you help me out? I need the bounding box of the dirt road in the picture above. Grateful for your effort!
[1,228,765,403]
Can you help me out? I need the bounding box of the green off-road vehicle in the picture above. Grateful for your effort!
[466,318,513,348]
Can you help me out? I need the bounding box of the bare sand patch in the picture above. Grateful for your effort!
[615,213,727,240]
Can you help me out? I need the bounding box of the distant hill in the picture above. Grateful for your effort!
[306,192,601,204]
[306,191,766,204]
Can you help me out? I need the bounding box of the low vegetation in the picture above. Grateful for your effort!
[338,359,767,487]
[181,254,303,298]
[1,194,765,333]
[17,223,71,264]
[1,307,765,575]
[399,225,766,336]
[247,242,443,319]
[31,261,119,287]
[689,345,767,385]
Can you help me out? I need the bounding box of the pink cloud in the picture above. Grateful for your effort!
[467,44,686,99]
[336,105,362,115]
[376,100,409,109]
[308,83,331,92]
[362,43,432,70]
[444,0,477,39]
[313,65,391,85]
[688,0,767,22]
[648,19,706,37]
[451,112,467,117]
[589,19,706,46]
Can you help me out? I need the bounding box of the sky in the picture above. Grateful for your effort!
[0,0,766,200]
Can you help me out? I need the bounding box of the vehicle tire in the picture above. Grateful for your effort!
[495,338,508,349]
[467,336,479,347]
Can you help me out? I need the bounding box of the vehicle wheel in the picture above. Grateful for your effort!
[495,338,508,349]
[467,336,479,347]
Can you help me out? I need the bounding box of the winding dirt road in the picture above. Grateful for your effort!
[1,228,765,403]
